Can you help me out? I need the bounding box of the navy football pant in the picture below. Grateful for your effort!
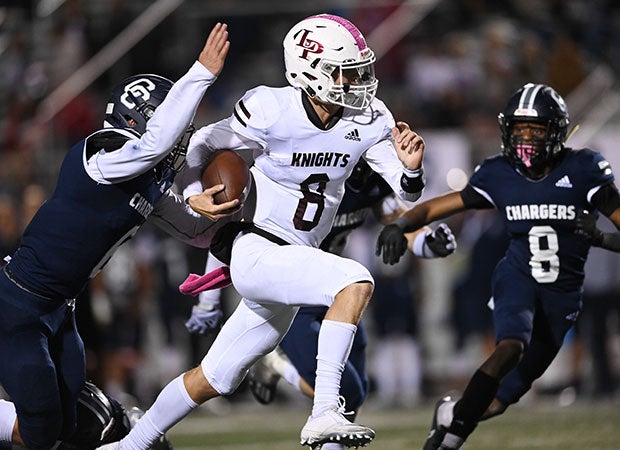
[491,259,582,405]
[0,271,84,450]
[280,306,369,412]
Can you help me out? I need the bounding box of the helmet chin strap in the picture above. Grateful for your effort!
[295,77,317,99]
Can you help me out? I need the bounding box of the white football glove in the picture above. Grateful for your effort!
[185,302,223,335]
[413,223,457,258]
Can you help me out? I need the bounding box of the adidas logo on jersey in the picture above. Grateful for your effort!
[344,129,361,141]
[555,175,573,188]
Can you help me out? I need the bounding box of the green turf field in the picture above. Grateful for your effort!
[167,399,619,449]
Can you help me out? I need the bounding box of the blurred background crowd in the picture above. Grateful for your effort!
[1,0,620,413]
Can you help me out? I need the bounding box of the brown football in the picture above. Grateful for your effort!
[201,149,251,204]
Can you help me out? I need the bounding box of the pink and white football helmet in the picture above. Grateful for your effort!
[283,14,378,110]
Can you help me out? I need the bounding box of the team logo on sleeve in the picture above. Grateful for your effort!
[293,29,324,60]
[120,78,156,109]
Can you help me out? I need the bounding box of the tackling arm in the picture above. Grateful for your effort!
[374,195,456,260]
[398,191,468,232]
[149,190,243,248]
[376,191,466,264]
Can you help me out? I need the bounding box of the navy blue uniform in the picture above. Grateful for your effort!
[0,60,219,450]
[9,132,174,299]
[0,131,173,449]
[279,166,393,411]
[462,148,614,404]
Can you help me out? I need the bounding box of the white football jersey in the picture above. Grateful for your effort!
[182,85,419,247]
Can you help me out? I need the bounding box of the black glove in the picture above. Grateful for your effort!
[574,209,603,246]
[375,223,408,265]
[425,223,457,257]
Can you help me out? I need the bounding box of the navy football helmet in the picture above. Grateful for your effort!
[498,83,569,177]
[104,74,193,174]
[57,381,130,450]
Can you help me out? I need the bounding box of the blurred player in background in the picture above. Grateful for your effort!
[0,23,235,450]
[107,13,428,450]
[375,83,620,450]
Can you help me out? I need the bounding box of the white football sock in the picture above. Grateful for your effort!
[312,320,356,417]
[0,400,16,445]
[121,374,198,450]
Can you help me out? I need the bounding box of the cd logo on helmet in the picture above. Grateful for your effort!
[294,29,324,60]
[120,78,156,109]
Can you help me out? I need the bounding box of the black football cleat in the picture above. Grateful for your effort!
[422,396,454,450]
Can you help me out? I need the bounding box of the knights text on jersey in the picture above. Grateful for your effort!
[469,149,614,291]
[227,85,404,247]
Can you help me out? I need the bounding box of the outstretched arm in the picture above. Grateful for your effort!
[89,22,230,184]
[398,191,468,232]
[376,191,466,264]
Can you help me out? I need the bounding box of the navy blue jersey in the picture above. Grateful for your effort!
[8,130,175,299]
[468,148,614,292]
[320,168,394,254]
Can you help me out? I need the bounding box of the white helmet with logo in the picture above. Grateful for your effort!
[283,14,378,110]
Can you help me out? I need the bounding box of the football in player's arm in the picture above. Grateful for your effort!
[0,22,235,450]
[375,83,620,450]
[105,13,428,450]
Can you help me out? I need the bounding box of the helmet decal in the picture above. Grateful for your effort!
[120,78,156,109]
[293,28,325,60]
[104,74,173,134]
[516,83,544,111]
[310,14,368,51]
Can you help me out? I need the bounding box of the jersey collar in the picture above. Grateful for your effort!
[301,92,343,130]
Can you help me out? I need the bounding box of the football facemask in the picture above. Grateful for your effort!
[499,83,569,177]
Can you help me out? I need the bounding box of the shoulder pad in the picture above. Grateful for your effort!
[233,86,283,130]
[85,129,139,159]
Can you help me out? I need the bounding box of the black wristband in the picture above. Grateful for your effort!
[400,167,425,194]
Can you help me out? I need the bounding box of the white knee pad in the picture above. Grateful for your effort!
[201,298,298,395]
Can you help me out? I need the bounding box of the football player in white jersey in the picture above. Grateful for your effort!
[100,14,426,450]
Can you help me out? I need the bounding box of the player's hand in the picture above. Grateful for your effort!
[188,184,241,220]
[575,209,603,245]
[425,223,457,257]
[392,121,425,170]
[376,223,408,265]
[198,22,230,76]
[185,303,223,335]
